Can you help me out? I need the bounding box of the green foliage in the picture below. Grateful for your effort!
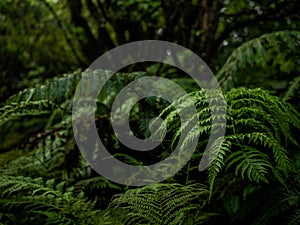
[283,75,300,101]
[1,60,300,225]
[0,0,82,101]
[0,100,55,127]
[155,88,300,194]
[110,183,210,225]
[0,69,149,151]
[1,1,300,224]
[6,70,83,106]
[0,175,110,225]
[1,73,300,224]
[2,68,296,224]
[217,31,300,91]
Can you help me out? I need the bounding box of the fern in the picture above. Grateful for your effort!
[0,69,152,178]
[6,70,82,106]
[289,210,300,225]
[217,31,300,90]
[1,65,299,225]
[5,69,147,115]
[155,88,300,194]
[283,75,300,100]
[225,145,271,182]
[283,75,300,102]
[0,100,55,127]
[0,175,111,225]
[0,69,150,147]
[109,183,209,225]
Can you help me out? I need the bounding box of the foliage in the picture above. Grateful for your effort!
[1,1,300,225]
[1,0,300,101]
[0,175,110,225]
[0,0,82,101]
[110,183,210,225]
[155,88,300,194]
[217,30,300,90]
[2,70,299,224]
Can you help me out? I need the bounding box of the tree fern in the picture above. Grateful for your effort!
[109,183,210,225]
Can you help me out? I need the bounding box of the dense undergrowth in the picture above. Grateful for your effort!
[0,30,300,225]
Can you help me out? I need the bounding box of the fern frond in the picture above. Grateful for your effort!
[225,145,271,182]
[0,175,110,224]
[0,100,55,127]
[6,69,146,110]
[1,69,151,177]
[227,88,299,145]
[207,136,232,194]
[109,183,209,225]
[217,31,300,89]
[283,75,300,101]
[155,88,300,195]
[7,70,82,106]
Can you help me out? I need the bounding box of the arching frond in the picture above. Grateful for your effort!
[155,88,300,195]
[217,31,300,90]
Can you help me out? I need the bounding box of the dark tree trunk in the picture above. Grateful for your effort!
[161,0,221,67]
[67,0,114,63]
